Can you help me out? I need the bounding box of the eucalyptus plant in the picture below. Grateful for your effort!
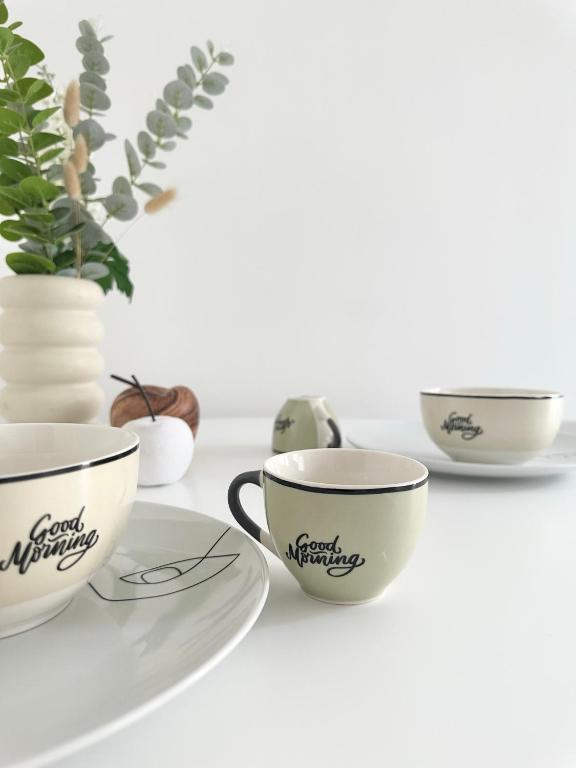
[0,4,234,297]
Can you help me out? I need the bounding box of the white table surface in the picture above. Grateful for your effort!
[51,418,576,768]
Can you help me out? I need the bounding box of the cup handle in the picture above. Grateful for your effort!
[227,471,277,555]
[327,417,342,448]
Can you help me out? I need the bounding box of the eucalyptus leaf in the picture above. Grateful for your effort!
[190,46,207,72]
[74,118,106,152]
[146,110,176,138]
[155,99,171,114]
[78,20,97,38]
[103,193,138,221]
[45,164,63,181]
[51,204,73,222]
[216,51,234,66]
[124,139,141,178]
[80,81,111,111]
[202,73,226,96]
[137,182,162,197]
[160,140,176,151]
[82,52,109,75]
[175,115,191,132]
[53,222,85,242]
[76,37,103,55]
[193,94,213,110]
[79,71,107,91]
[207,40,215,56]
[146,160,166,169]
[163,80,193,109]
[112,176,132,196]
[22,207,54,224]
[137,130,156,159]
[177,64,196,89]
[80,261,109,279]
[80,221,112,249]
[57,267,78,277]
[21,239,57,256]
[80,171,96,195]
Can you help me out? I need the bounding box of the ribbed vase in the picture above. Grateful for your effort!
[0,275,105,423]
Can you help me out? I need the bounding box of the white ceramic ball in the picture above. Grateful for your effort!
[123,415,194,486]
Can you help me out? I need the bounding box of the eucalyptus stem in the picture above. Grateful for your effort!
[72,200,82,274]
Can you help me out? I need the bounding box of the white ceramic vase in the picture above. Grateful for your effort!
[0,275,105,423]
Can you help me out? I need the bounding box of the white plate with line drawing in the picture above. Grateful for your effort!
[347,420,576,478]
[0,501,269,768]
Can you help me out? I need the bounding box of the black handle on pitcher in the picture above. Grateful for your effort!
[327,418,342,448]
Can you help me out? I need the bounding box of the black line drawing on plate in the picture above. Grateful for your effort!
[89,527,240,602]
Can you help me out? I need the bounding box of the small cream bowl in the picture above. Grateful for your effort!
[420,388,563,464]
[0,423,139,638]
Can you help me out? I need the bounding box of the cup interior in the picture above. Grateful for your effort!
[0,423,139,480]
[265,448,428,489]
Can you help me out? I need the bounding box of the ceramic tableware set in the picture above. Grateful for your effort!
[0,385,569,766]
[0,386,567,635]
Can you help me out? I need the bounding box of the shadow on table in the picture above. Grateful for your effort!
[255,570,345,629]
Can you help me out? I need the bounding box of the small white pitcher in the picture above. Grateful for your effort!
[272,395,341,453]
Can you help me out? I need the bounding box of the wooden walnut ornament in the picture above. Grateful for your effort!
[111,384,200,436]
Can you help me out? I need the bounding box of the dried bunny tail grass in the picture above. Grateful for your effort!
[63,81,80,128]
[144,187,176,214]
[63,160,82,200]
[71,134,89,173]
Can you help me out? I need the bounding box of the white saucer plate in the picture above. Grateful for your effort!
[347,420,576,478]
[0,501,269,768]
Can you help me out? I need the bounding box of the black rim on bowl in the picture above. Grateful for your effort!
[420,388,563,401]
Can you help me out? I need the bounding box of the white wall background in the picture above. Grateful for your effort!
[9,0,576,419]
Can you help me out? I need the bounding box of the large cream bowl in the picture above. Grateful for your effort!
[420,388,563,464]
[0,423,139,638]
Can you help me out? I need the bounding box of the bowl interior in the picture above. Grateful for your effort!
[0,423,138,480]
[265,448,428,489]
